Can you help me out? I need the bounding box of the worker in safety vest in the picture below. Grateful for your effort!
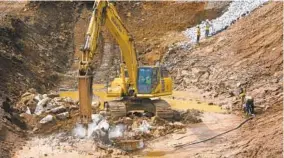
[205,19,211,38]
[196,25,201,44]
[145,76,151,92]
[244,96,255,116]
[145,76,151,85]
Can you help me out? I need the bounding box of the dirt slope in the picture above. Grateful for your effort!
[164,2,282,109]
[163,2,282,157]
[0,2,79,99]
[116,2,228,65]
[0,2,82,157]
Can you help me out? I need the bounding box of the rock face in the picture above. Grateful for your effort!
[163,2,283,110]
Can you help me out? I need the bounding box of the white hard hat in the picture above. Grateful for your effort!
[237,82,241,87]
[246,96,252,100]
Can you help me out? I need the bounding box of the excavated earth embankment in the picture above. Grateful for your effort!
[0,2,227,157]
[163,2,282,157]
[1,1,282,158]
[0,2,82,157]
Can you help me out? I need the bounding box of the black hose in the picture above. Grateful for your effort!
[174,116,254,149]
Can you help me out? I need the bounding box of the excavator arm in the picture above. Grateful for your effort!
[78,1,138,123]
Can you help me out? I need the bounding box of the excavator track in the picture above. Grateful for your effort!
[107,99,174,120]
[107,100,127,119]
[152,99,174,120]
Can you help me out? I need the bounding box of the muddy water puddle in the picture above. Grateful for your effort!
[163,91,224,112]
[144,150,167,157]
[59,84,116,106]
[59,84,225,113]
[165,98,223,112]
[60,85,225,113]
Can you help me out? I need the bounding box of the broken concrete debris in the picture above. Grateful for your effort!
[50,105,66,114]
[180,109,202,124]
[35,97,51,115]
[39,115,53,124]
[56,112,69,120]
[25,107,31,115]
[15,89,203,152]
[70,109,202,151]
[15,89,78,130]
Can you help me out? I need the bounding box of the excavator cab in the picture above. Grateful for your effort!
[137,66,172,96]
[137,67,158,94]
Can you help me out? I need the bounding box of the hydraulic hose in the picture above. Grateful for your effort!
[174,116,254,149]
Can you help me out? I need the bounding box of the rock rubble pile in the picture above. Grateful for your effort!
[183,0,268,42]
[14,89,203,151]
[15,89,78,131]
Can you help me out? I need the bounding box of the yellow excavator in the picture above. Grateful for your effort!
[78,1,173,124]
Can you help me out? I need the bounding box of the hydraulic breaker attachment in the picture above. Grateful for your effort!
[78,75,93,124]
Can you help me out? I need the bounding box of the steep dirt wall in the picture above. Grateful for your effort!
[0,2,81,157]
[0,2,79,100]
[163,2,283,157]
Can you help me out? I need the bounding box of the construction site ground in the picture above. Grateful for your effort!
[0,1,282,158]
[13,85,240,158]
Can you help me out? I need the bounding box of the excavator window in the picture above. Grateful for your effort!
[152,67,159,90]
[160,67,169,78]
[138,67,153,94]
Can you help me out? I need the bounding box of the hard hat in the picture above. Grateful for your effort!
[245,96,253,100]
[237,82,241,87]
